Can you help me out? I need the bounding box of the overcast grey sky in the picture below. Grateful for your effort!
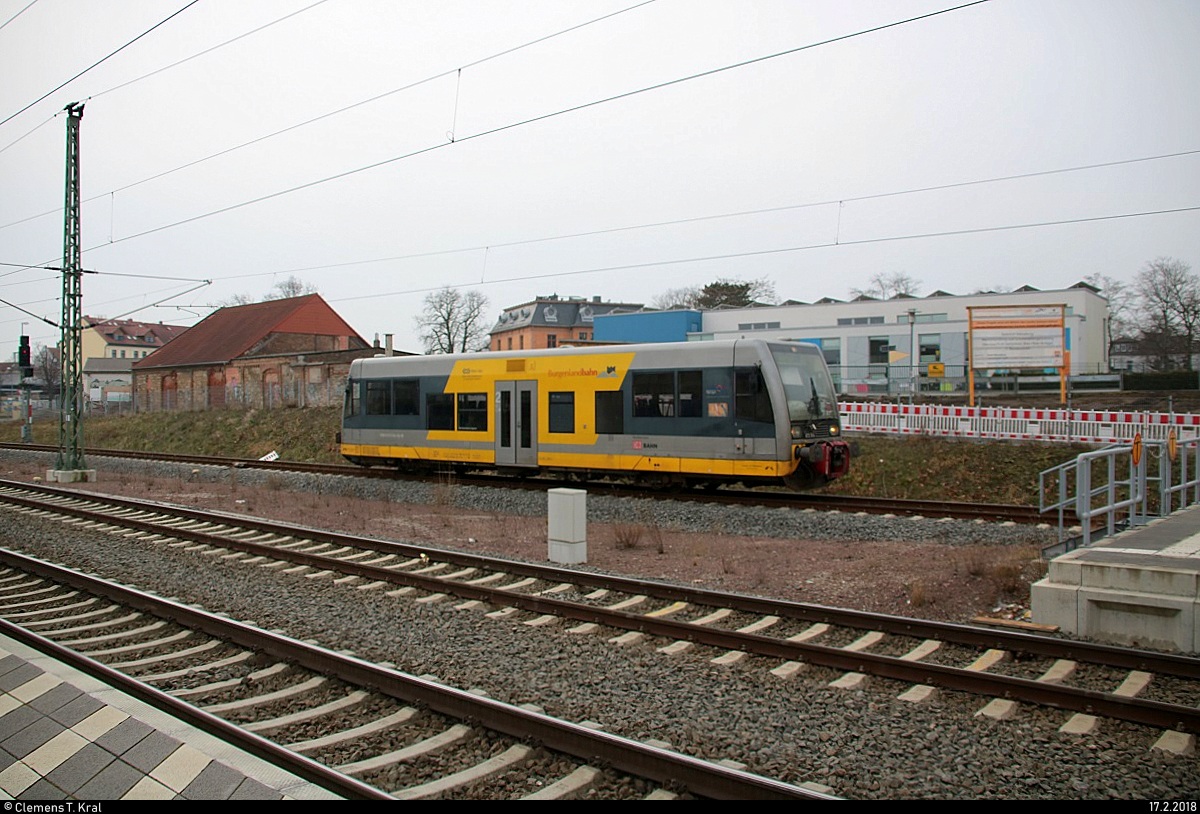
[2,0,1198,352]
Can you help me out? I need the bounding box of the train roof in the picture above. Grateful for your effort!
[349,339,821,375]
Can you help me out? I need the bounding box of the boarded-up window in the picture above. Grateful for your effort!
[207,369,226,408]
[161,373,177,410]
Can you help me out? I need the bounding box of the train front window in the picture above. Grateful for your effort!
[770,346,837,422]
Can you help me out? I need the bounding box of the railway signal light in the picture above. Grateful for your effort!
[18,335,32,379]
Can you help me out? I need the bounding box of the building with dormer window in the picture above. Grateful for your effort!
[488,295,643,351]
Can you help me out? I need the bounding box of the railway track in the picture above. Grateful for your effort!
[1,479,1195,745]
[0,549,825,800]
[0,443,1062,524]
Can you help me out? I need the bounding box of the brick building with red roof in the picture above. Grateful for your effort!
[132,294,376,411]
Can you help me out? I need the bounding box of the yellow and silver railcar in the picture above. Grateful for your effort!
[340,339,849,489]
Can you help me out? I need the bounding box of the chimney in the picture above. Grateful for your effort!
[385,334,394,357]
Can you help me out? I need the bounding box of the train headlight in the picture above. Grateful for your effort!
[830,426,839,435]
[790,426,802,439]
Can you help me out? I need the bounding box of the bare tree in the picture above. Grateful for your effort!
[851,271,922,300]
[416,287,490,354]
[1084,272,1135,370]
[33,344,61,395]
[216,293,252,307]
[1134,257,1200,370]
[651,285,702,310]
[264,275,317,300]
[218,276,317,306]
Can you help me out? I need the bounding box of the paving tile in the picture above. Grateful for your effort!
[44,743,116,795]
[123,775,177,800]
[0,663,41,692]
[0,761,39,797]
[181,759,243,799]
[0,704,42,738]
[1,717,65,760]
[230,777,285,801]
[0,657,32,686]
[73,705,128,741]
[94,717,151,756]
[24,729,87,775]
[11,673,61,703]
[152,744,210,793]
[76,759,142,800]
[0,654,24,678]
[0,693,20,717]
[16,778,68,800]
[50,693,105,728]
[27,683,82,715]
[123,731,182,773]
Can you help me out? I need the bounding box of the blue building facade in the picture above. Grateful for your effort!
[592,310,701,344]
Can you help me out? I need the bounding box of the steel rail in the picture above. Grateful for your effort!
[6,495,1200,737]
[9,500,1199,737]
[1,479,1192,682]
[0,548,835,801]
[0,618,388,800]
[0,442,1060,524]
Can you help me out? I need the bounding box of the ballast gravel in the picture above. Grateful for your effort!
[12,450,1057,547]
[1,453,1195,800]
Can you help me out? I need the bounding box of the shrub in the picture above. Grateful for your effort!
[613,524,643,549]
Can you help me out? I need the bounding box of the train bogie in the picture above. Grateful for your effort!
[340,339,849,489]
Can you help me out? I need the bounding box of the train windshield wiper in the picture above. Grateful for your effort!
[808,377,821,418]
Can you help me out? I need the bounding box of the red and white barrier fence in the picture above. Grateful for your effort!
[838,402,1200,444]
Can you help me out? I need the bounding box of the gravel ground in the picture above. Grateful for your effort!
[2,450,1197,800]
[2,450,1055,623]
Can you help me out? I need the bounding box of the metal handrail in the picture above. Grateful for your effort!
[1040,438,1200,550]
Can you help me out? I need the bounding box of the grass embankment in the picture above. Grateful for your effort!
[0,407,1088,506]
[2,407,343,465]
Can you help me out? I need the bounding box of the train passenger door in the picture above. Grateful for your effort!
[495,381,538,467]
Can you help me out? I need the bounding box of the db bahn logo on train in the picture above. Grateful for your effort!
[1131,433,1143,466]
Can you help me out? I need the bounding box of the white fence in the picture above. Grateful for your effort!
[839,401,1200,444]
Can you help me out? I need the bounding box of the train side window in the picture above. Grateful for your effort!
[457,393,488,431]
[549,392,574,433]
[633,371,674,417]
[392,379,420,415]
[678,370,702,418]
[735,367,773,423]
[595,391,624,434]
[365,380,390,415]
[426,394,454,430]
[344,380,360,418]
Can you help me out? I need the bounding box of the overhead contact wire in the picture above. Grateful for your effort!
[0,0,202,129]
[0,0,658,229]
[75,1,994,249]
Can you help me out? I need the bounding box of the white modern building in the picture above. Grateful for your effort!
[690,283,1109,396]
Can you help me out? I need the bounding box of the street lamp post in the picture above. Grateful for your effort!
[907,308,917,404]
